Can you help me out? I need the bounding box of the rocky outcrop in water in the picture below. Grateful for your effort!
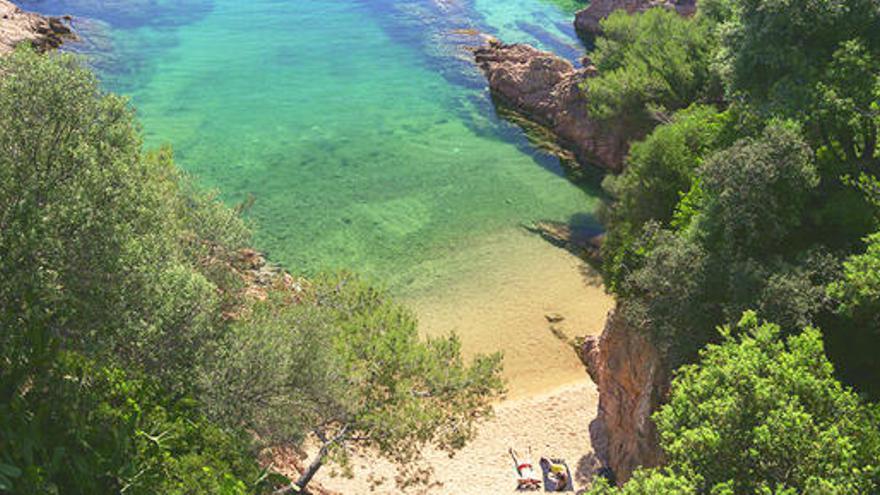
[0,0,74,54]
[582,308,667,484]
[474,40,633,172]
[574,0,697,38]
[524,220,604,260]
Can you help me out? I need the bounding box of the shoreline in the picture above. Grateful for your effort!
[284,228,613,494]
[305,378,603,494]
[405,227,613,399]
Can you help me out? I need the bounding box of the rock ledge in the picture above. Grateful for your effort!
[574,0,697,38]
[1,0,74,55]
[474,40,633,172]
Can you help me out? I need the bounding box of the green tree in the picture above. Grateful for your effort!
[722,0,880,170]
[585,9,721,128]
[0,47,266,494]
[617,228,718,364]
[691,122,818,259]
[588,469,695,495]
[0,351,266,494]
[826,227,880,398]
[601,105,728,291]
[0,47,235,391]
[591,312,880,494]
[617,124,828,365]
[206,274,505,493]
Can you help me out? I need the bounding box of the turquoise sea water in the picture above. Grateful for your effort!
[23,0,598,294]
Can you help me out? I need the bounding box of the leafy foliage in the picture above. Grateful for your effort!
[587,469,695,495]
[721,0,880,170]
[0,47,236,392]
[825,229,880,397]
[585,9,721,126]
[828,232,880,325]
[616,229,717,364]
[591,313,880,494]
[202,274,504,489]
[0,47,503,494]
[615,124,829,365]
[659,313,880,493]
[0,47,266,494]
[601,105,728,291]
[691,122,818,259]
[0,352,264,495]
[591,0,880,491]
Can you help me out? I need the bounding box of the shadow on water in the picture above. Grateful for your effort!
[19,0,214,29]
[523,209,607,288]
[21,0,214,92]
[353,0,489,89]
[353,0,608,203]
[515,19,583,61]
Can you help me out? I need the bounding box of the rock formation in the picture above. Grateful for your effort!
[0,0,74,54]
[524,220,604,260]
[474,40,634,172]
[582,308,667,483]
[574,0,697,38]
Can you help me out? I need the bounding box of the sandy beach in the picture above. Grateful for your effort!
[282,230,614,494]
[310,379,602,494]
[408,228,613,399]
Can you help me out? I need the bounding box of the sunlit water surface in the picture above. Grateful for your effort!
[24,0,599,296]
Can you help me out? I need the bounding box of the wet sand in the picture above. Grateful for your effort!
[299,230,614,493]
[407,228,613,399]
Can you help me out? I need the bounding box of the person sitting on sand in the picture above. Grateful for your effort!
[540,457,571,492]
[509,447,541,490]
[550,463,569,492]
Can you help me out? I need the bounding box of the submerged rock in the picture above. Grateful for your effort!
[582,308,667,484]
[574,0,697,38]
[474,40,634,172]
[0,0,75,54]
[546,313,565,323]
[526,221,604,251]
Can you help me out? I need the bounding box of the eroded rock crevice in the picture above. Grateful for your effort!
[581,307,667,484]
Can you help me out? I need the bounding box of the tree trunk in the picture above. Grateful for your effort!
[294,450,325,493]
[275,426,348,495]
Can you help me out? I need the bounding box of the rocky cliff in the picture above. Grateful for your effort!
[0,0,74,54]
[582,307,667,483]
[474,40,633,172]
[574,0,697,38]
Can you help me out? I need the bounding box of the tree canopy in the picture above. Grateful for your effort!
[201,274,504,491]
[589,313,880,494]
[584,8,721,129]
[0,47,503,494]
[595,0,880,490]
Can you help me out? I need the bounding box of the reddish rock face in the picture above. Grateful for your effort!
[582,308,667,484]
[474,40,634,173]
[0,0,74,54]
[574,0,698,38]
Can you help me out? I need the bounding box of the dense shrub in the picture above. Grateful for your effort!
[0,47,504,494]
[589,313,880,494]
[585,9,721,127]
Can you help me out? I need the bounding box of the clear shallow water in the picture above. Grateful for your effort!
[24,0,599,294]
